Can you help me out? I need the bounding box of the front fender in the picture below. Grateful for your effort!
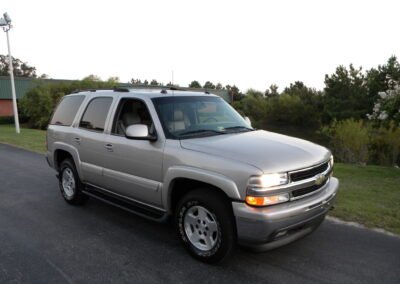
[162,166,241,213]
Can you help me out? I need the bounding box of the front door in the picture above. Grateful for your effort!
[102,98,164,207]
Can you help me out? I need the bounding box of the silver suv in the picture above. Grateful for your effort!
[46,88,339,263]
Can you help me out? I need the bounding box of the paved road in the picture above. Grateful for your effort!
[0,144,399,284]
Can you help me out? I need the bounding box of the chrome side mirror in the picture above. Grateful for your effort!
[244,116,252,127]
[125,124,157,141]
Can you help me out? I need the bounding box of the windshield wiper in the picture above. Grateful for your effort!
[178,129,226,138]
[223,126,254,132]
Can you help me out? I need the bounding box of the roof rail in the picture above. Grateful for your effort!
[70,88,114,94]
[113,86,130,92]
[160,86,184,94]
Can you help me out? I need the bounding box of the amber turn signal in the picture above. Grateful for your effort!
[245,193,290,206]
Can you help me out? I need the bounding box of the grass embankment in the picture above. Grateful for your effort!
[0,124,46,153]
[332,164,400,235]
[0,124,399,234]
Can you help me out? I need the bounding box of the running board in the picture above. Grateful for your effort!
[83,185,167,222]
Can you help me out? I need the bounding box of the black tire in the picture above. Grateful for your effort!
[59,158,88,205]
[175,188,236,264]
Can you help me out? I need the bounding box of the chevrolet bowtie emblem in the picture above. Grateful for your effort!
[315,173,326,185]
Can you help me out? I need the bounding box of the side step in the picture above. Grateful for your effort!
[83,185,167,222]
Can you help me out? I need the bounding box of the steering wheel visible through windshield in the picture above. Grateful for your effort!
[152,96,253,139]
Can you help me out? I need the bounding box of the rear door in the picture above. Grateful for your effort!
[73,96,114,186]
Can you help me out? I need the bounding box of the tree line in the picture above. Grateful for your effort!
[1,55,399,166]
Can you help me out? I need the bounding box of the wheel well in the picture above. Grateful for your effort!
[54,149,73,171]
[169,178,230,214]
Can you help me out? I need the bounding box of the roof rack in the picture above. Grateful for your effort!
[160,86,184,94]
[70,87,132,94]
[70,88,116,94]
[113,87,130,92]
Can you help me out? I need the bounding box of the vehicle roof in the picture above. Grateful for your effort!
[67,88,219,99]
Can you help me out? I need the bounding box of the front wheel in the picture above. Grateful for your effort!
[175,189,236,263]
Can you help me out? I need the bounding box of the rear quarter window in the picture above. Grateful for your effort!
[50,95,85,126]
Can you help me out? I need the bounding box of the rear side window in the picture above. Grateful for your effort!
[79,97,113,132]
[50,95,84,126]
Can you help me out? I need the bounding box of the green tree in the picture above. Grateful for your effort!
[226,85,243,102]
[0,55,37,77]
[203,81,216,89]
[366,56,400,110]
[265,84,279,97]
[20,76,117,129]
[215,83,223,90]
[130,78,142,85]
[323,64,369,122]
[284,81,322,104]
[189,80,201,88]
[107,76,120,84]
[240,91,268,125]
[150,79,160,86]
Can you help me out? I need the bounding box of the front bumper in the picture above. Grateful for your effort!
[233,177,339,251]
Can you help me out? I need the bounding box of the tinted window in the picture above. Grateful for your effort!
[50,95,84,126]
[79,97,113,132]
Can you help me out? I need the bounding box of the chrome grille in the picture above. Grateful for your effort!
[288,160,331,199]
[290,161,329,182]
[291,178,328,198]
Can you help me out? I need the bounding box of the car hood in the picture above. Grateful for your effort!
[180,130,331,173]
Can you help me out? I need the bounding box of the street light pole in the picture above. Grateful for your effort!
[5,26,20,133]
[1,12,20,134]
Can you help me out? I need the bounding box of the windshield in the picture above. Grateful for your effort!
[152,96,253,139]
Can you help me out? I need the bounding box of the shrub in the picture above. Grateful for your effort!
[369,122,400,166]
[20,84,62,129]
[0,116,14,125]
[321,119,370,164]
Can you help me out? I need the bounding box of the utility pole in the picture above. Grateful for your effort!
[1,12,20,134]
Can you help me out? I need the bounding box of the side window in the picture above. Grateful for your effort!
[111,98,154,136]
[50,95,84,126]
[79,97,113,132]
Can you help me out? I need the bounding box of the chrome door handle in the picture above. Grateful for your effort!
[105,143,113,152]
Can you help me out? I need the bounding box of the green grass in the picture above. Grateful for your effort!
[332,163,400,234]
[0,124,399,234]
[0,124,46,153]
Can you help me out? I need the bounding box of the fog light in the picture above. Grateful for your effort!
[245,193,289,206]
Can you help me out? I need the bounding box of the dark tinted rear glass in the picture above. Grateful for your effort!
[50,95,85,126]
[79,97,113,132]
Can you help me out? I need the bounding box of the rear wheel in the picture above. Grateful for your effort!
[59,159,88,205]
[175,188,236,263]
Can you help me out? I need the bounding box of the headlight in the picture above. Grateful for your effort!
[330,155,334,168]
[248,173,288,190]
[246,173,289,206]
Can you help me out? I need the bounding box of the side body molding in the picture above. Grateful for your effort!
[162,166,241,212]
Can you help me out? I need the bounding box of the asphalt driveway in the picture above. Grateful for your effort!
[0,144,399,283]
